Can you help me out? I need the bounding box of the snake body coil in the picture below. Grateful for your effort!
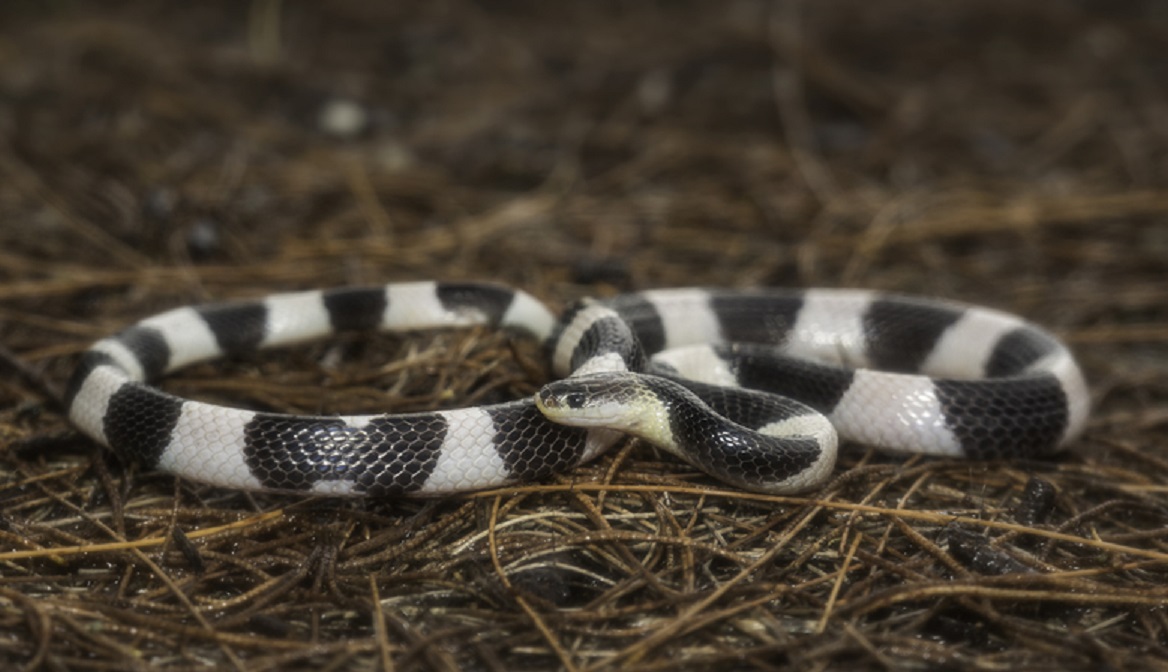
[65,281,1089,495]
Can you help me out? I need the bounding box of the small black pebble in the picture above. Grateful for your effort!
[1014,476,1057,526]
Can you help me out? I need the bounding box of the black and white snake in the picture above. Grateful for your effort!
[65,281,1090,495]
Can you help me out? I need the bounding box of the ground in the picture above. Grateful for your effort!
[1,1,1167,670]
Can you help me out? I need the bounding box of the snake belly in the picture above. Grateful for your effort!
[64,282,1089,496]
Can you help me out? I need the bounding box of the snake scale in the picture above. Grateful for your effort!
[65,281,1090,495]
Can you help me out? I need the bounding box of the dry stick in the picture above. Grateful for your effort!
[840,197,908,286]
[346,159,396,241]
[0,340,64,407]
[1070,323,1168,344]
[601,504,826,670]
[6,484,1165,565]
[660,492,702,594]
[816,531,864,634]
[0,510,285,561]
[21,471,250,669]
[63,600,361,653]
[369,575,396,672]
[472,483,1168,563]
[841,582,1168,617]
[462,527,747,572]
[0,587,52,672]
[340,501,477,570]
[890,516,972,578]
[876,191,1168,244]
[129,547,248,672]
[193,555,312,613]
[0,147,152,270]
[567,489,681,601]
[768,0,841,204]
[487,495,579,672]
[841,621,898,669]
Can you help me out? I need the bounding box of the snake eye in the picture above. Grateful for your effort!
[564,392,587,409]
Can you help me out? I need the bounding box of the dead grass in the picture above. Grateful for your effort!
[1,1,1167,670]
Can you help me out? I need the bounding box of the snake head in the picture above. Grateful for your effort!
[535,373,646,430]
[535,372,679,453]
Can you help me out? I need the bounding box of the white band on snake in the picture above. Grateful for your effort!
[65,281,1090,496]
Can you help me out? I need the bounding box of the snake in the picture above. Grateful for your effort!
[64,281,1090,496]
